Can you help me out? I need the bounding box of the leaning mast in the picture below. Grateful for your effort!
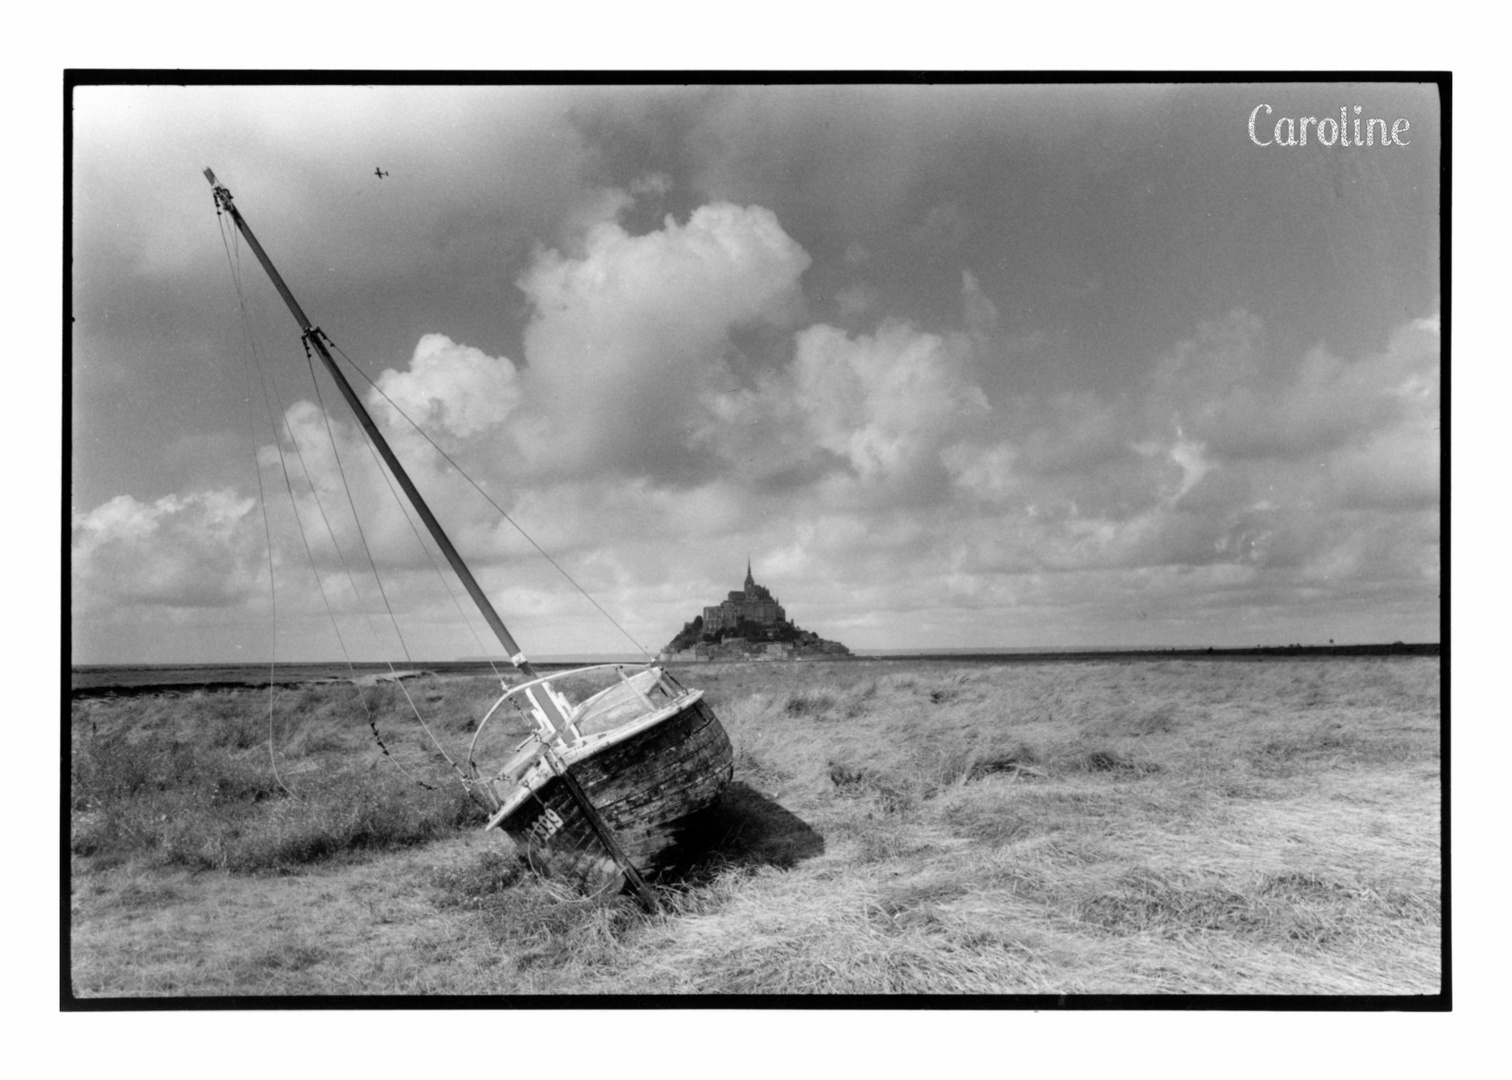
[204,169,562,720]
[206,168,698,910]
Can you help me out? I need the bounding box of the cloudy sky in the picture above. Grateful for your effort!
[69,79,1441,663]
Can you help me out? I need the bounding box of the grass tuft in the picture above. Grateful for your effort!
[784,690,837,717]
[827,760,915,814]
[71,691,487,874]
[71,656,1441,996]
[1077,748,1159,774]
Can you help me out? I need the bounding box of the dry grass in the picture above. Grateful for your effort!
[68,657,1441,997]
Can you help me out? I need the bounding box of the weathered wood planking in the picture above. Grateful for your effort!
[498,696,734,892]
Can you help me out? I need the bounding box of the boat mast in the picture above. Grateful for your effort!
[204,168,566,722]
[205,170,672,911]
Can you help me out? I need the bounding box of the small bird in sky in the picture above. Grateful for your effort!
[374,166,389,179]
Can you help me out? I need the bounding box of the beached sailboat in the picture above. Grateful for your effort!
[204,169,733,907]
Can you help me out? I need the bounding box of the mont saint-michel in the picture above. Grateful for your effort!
[661,563,851,660]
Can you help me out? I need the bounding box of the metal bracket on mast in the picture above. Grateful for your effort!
[204,169,232,214]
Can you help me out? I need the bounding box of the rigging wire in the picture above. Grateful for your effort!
[258,334,441,789]
[217,213,294,799]
[222,244,482,799]
[267,385,437,790]
[357,432,506,682]
[212,192,668,812]
[271,360,442,787]
[300,341,483,800]
[321,332,654,662]
[226,229,360,661]
[217,209,434,791]
[299,339,421,668]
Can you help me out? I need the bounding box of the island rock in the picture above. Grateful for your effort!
[660,562,851,661]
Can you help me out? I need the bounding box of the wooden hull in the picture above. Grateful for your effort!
[492,695,734,895]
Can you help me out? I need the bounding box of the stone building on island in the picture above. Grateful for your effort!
[702,561,787,635]
[661,561,850,660]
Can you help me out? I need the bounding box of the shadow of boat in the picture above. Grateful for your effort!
[655,781,825,882]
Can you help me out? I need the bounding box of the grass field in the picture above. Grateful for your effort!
[68,656,1441,997]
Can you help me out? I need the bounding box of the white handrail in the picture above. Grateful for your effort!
[465,662,667,775]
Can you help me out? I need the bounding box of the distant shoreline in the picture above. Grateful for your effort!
[860,641,1437,658]
[70,642,1438,697]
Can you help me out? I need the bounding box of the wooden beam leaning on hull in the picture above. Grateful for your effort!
[501,700,733,893]
[474,666,734,898]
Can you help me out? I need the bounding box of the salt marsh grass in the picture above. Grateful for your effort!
[69,657,1440,997]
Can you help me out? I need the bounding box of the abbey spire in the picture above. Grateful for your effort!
[660,560,850,659]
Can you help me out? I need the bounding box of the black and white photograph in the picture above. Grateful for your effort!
[67,74,1444,1008]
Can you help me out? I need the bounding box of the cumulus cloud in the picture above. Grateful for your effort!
[72,490,260,611]
[791,322,989,492]
[69,85,1442,661]
[1152,308,1440,465]
[253,394,516,582]
[688,317,995,507]
[726,301,1441,646]
[71,181,1440,656]
[375,333,522,440]
[1148,312,1440,572]
[516,201,812,480]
